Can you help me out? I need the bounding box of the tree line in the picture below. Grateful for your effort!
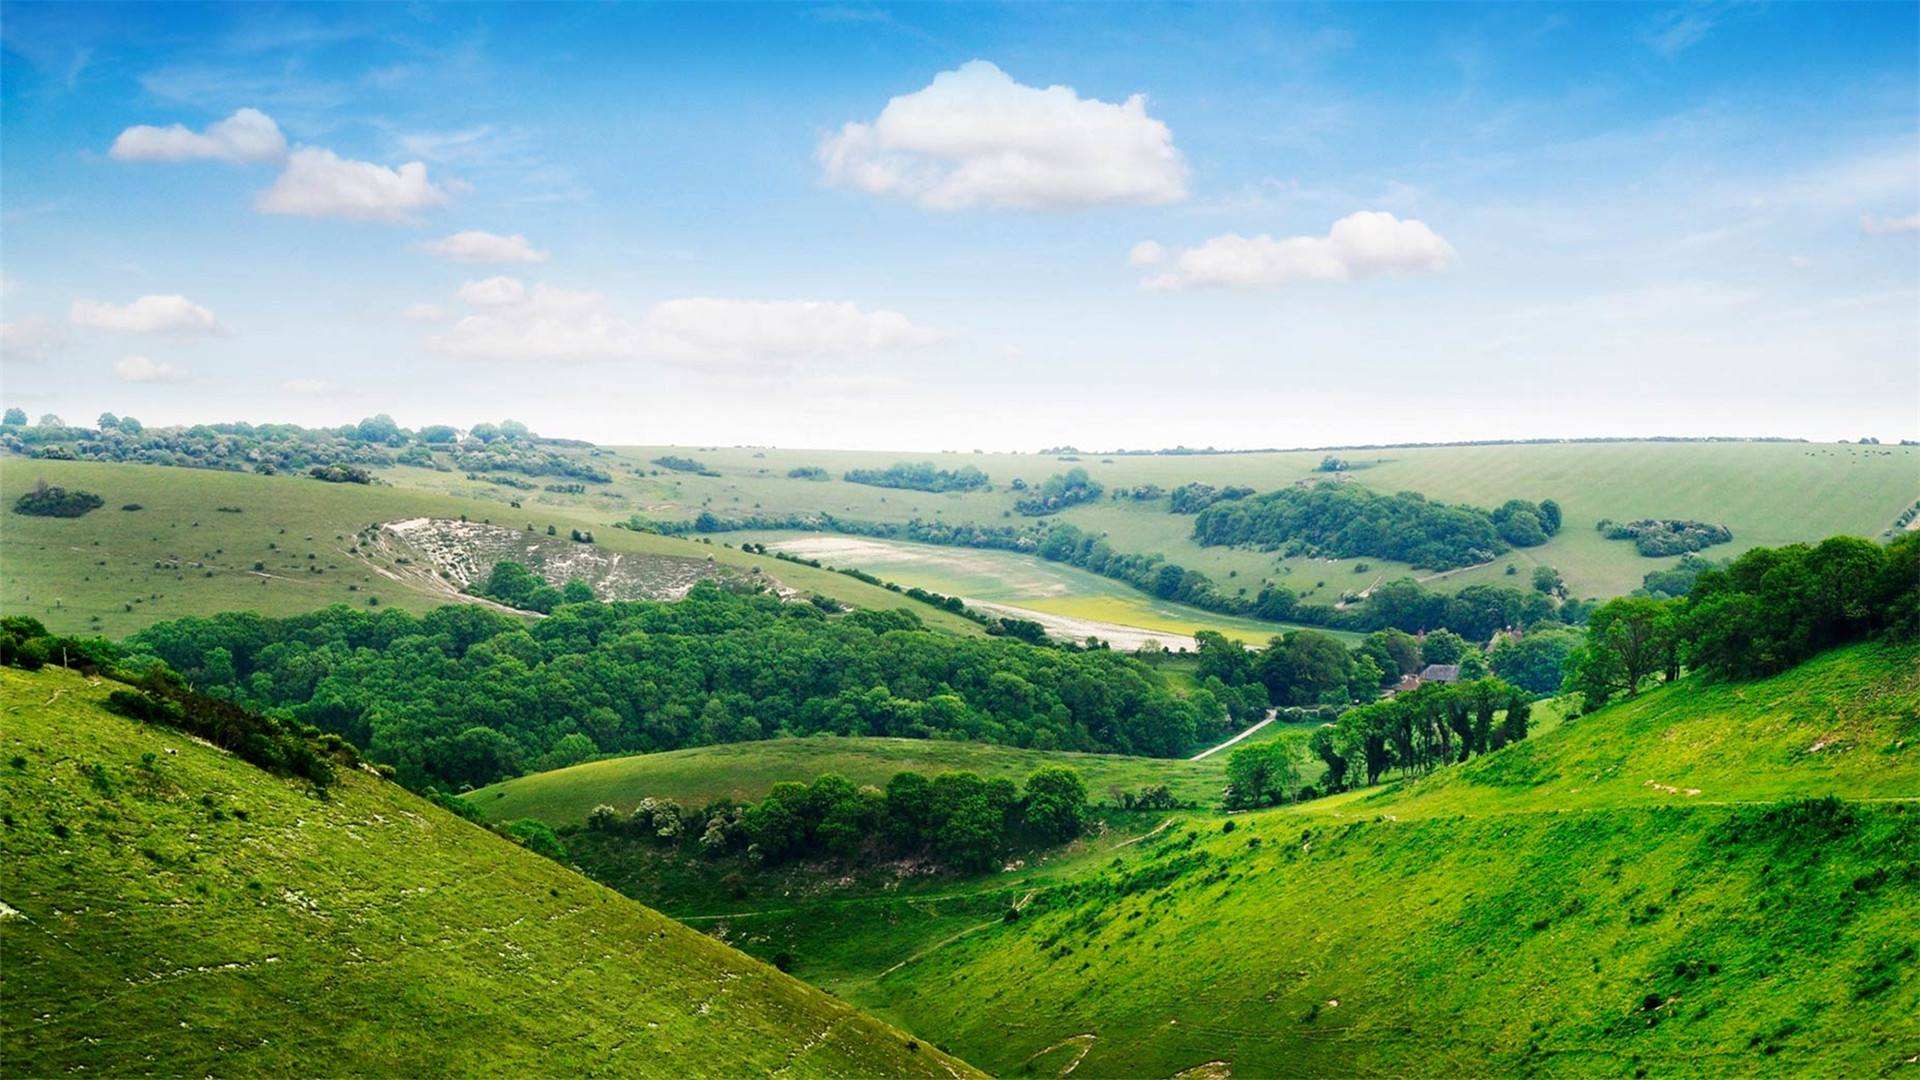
[1190,484,1562,570]
[1014,468,1104,515]
[842,461,992,492]
[581,766,1090,873]
[120,584,1219,791]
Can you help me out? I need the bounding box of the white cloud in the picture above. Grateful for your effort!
[0,317,68,362]
[642,299,944,362]
[113,355,186,383]
[1862,212,1920,236]
[427,281,943,366]
[430,283,638,362]
[818,59,1187,211]
[401,302,447,322]
[1141,212,1457,290]
[420,230,548,264]
[110,107,287,164]
[281,378,335,395]
[70,294,225,336]
[456,276,528,306]
[1128,240,1167,267]
[256,147,448,223]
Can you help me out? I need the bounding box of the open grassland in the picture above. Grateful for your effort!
[468,736,1238,826]
[590,441,1917,604]
[0,665,975,1077]
[738,532,1354,645]
[858,642,1920,1077]
[0,457,981,637]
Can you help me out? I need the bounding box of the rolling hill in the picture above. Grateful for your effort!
[671,643,1918,1077]
[0,664,976,1077]
[467,735,1245,826]
[0,457,983,638]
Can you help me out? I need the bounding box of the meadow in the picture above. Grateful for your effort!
[0,664,972,1077]
[0,457,981,637]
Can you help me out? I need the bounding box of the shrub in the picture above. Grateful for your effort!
[13,480,104,518]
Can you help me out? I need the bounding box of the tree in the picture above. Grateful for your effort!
[1255,630,1353,706]
[1362,628,1423,678]
[1537,499,1563,535]
[1531,565,1565,597]
[1224,741,1301,810]
[1,408,25,426]
[1421,629,1468,665]
[1193,630,1254,686]
[1021,767,1089,844]
[1567,597,1680,710]
[438,725,519,789]
[561,579,595,605]
[1489,629,1579,695]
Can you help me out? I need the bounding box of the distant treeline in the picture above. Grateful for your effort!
[1035,435,1820,457]
[1,411,609,483]
[842,461,990,493]
[1191,486,1562,570]
[121,584,1222,791]
[581,766,1089,873]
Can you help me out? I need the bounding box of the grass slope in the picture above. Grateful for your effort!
[468,736,1240,826]
[1,457,981,638]
[854,643,1920,1077]
[0,665,975,1077]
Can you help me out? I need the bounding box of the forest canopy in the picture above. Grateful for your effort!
[1190,484,1561,570]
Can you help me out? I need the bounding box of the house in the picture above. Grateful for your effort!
[1418,663,1462,685]
[1384,672,1424,697]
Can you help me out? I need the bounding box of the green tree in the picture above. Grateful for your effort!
[1223,741,1301,810]
[1421,629,1468,665]
[1020,767,1089,844]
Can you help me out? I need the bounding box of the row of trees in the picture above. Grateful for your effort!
[842,461,992,492]
[1,410,610,482]
[125,584,1218,791]
[587,767,1090,873]
[1167,482,1254,514]
[1566,533,1917,709]
[1309,677,1531,791]
[1191,484,1562,570]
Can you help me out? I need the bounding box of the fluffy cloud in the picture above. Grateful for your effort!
[427,282,942,366]
[1141,211,1457,289]
[419,230,548,264]
[0,317,68,362]
[110,107,286,164]
[70,294,225,336]
[257,147,448,223]
[818,60,1187,211]
[1861,212,1920,236]
[113,355,186,382]
[430,283,638,362]
[642,299,944,362]
[1128,240,1167,267]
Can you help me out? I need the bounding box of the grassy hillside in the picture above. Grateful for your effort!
[0,665,975,1077]
[834,643,1920,1076]
[468,736,1241,826]
[591,441,1916,605]
[0,457,982,637]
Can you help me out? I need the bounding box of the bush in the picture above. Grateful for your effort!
[13,480,104,518]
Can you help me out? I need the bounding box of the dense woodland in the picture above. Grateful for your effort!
[120,585,1218,790]
[1190,484,1562,569]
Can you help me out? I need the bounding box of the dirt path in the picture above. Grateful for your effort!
[1190,711,1278,761]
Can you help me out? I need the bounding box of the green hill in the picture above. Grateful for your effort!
[468,736,1244,826]
[0,665,975,1076]
[0,457,982,638]
[834,643,1920,1076]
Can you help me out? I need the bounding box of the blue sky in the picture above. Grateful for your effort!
[2,1,1916,449]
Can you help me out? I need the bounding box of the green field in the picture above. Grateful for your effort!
[468,735,1243,826]
[855,642,1920,1076]
[0,665,974,1076]
[598,441,1919,604]
[0,457,982,638]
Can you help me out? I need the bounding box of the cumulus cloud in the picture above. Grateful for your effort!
[113,355,186,382]
[419,230,548,264]
[401,302,447,322]
[1140,211,1457,290]
[1862,212,1920,236]
[426,281,943,366]
[456,276,528,307]
[0,317,68,362]
[818,59,1187,210]
[257,147,448,223]
[1128,240,1167,267]
[110,107,286,164]
[642,299,944,363]
[70,294,225,336]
